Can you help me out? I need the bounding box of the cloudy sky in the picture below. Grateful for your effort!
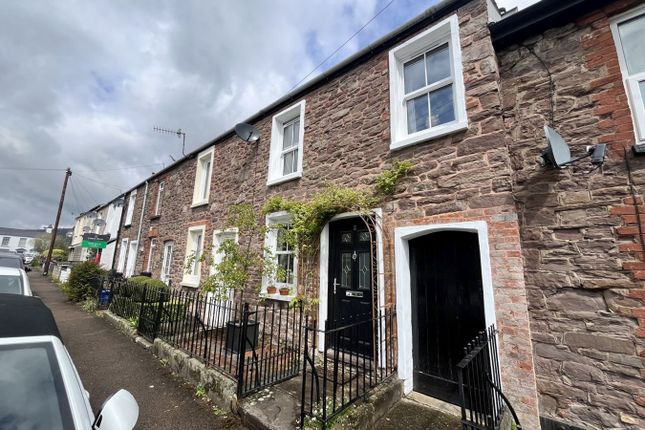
[0,0,536,228]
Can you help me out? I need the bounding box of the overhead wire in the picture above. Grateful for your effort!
[289,0,396,90]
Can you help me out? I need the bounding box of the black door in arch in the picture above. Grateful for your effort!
[409,230,486,405]
[328,217,375,355]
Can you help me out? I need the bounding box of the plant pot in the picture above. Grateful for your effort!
[225,320,259,353]
[279,288,291,296]
[266,286,277,294]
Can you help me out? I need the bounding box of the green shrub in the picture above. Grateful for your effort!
[65,262,105,302]
[141,299,187,323]
[126,276,170,302]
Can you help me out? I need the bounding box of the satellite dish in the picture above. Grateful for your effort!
[114,197,125,207]
[82,226,91,233]
[540,125,606,169]
[234,123,260,143]
[85,211,98,219]
[541,126,571,168]
[93,219,106,227]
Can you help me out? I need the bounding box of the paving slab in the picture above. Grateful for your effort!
[29,272,245,430]
[374,398,461,430]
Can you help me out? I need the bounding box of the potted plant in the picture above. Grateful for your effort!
[266,285,277,294]
[279,286,291,296]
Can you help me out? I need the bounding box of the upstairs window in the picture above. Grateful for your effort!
[192,148,214,206]
[268,100,305,186]
[389,14,467,150]
[18,238,26,248]
[154,181,164,216]
[611,5,645,148]
[124,190,137,226]
[1,237,9,247]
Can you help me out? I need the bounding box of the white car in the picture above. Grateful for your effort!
[0,266,32,295]
[0,294,139,429]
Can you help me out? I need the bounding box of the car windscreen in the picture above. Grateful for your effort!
[0,342,74,429]
[0,274,23,294]
[0,256,22,269]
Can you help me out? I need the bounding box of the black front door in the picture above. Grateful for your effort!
[328,218,375,355]
[409,231,486,405]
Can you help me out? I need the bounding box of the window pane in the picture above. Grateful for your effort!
[406,94,430,133]
[341,253,352,288]
[403,55,425,94]
[0,344,74,430]
[283,122,295,150]
[201,159,211,200]
[277,254,294,284]
[640,80,645,110]
[618,13,645,75]
[426,44,451,85]
[292,118,300,144]
[276,229,290,251]
[430,85,455,126]
[282,149,298,175]
[358,252,370,290]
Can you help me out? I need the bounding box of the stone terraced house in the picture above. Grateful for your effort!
[104,0,645,428]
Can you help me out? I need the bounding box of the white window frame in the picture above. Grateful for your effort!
[205,229,239,327]
[388,14,467,150]
[124,190,137,226]
[182,225,205,287]
[262,211,297,301]
[125,239,138,277]
[146,238,157,272]
[1,237,9,247]
[117,238,128,273]
[154,181,164,216]
[192,148,214,207]
[160,240,174,283]
[611,4,645,148]
[267,100,306,186]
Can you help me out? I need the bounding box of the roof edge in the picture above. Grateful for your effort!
[489,0,610,49]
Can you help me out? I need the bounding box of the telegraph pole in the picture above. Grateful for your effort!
[43,168,71,276]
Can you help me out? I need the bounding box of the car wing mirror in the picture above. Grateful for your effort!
[92,389,139,430]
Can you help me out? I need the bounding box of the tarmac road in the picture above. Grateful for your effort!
[29,272,245,430]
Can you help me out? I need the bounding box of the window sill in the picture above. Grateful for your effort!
[150,215,161,220]
[180,280,200,288]
[262,293,295,302]
[390,120,468,151]
[124,223,132,228]
[267,171,302,187]
[191,200,209,209]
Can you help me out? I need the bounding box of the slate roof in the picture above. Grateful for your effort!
[0,227,72,238]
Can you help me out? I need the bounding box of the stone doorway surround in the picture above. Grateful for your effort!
[393,213,540,429]
[318,209,385,351]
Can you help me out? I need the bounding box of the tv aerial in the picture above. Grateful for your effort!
[154,126,186,156]
[234,123,261,144]
[540,126,606,169]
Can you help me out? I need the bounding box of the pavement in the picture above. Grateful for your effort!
[29,272,245,430]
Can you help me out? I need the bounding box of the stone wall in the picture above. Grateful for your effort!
[112,0,541,427]
[498,1,645,428]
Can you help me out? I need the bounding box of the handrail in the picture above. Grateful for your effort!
[485,374,522,430]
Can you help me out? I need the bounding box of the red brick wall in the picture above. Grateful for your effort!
[499,1,645,428]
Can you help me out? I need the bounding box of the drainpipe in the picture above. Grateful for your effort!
[110,194,127,271]
[133,181,149,276]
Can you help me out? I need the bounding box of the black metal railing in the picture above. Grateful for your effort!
[300,306,397,429]
[102,279,303,397]
[457,325,522,430]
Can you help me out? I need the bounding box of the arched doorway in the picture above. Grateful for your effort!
[408,230,486,404]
